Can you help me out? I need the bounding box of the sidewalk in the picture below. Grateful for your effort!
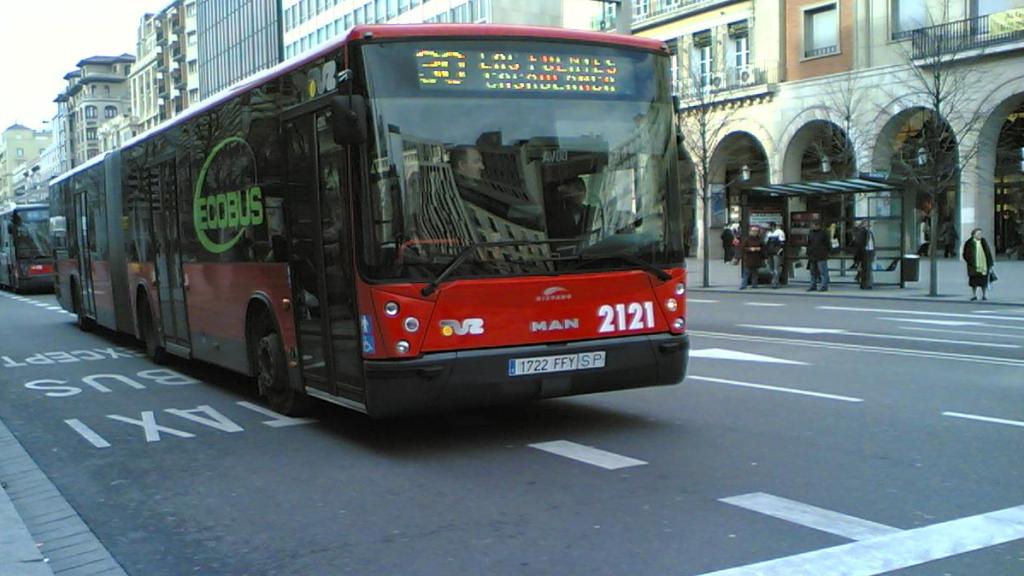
[0,420,54,576]
[686,256,1024,306]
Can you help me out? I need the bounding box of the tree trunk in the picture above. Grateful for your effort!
[928,200,939,296]
[702,183,711,288]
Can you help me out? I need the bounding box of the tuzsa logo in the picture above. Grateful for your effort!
[439,319,485,337]
[193,137,264,254]
[536,286,572,302]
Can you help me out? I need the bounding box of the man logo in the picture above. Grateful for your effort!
[439,319,485,337]
[536,286,572,302]
[530,319,580,332]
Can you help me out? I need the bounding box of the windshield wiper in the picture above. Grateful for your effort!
[574,252,671,282]
[420,239,578,297]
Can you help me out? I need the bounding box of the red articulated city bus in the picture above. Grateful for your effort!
[0,203,54,293]
[49,24,690,417]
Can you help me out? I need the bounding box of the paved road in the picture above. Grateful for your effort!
[1,289,1022,575]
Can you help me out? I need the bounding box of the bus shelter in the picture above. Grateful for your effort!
[742,178,914,287]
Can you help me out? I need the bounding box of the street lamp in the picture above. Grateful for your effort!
[916,147,928,167]
[820,155,831,174]
[740,164,751,182]
[1019,146,1024,173]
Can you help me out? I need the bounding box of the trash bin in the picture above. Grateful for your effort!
[901,254,920,282]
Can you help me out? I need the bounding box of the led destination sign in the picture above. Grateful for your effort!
[415,48,635,95]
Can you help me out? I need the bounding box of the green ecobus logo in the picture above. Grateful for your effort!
[193,136,265,254]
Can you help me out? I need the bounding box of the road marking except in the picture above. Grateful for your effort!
[819,305,1024,322]
[689,375,862,402]
[738,325,846,335]
[690,348,809,365]
[942,412,1024,429]
[738,324,1019,349]
[690,331,1024,368]
[64,419,112,448]
[901,326,1024,340]
[744,302,786,307]
[528,440,647,470]
[696,504,1024,576]
[879,317,1024,331]
[721,493,902,541]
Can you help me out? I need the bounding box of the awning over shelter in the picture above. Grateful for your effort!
[746,178,896,197]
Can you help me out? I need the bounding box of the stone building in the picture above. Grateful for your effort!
[130,0,202,133]
[0,124,52,205]
[55,55,136,168]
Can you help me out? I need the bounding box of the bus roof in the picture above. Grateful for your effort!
[0,203,49,216]
[49,24,666,187]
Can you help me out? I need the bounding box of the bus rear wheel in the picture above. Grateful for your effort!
[256,330,309,416]
[138,298,168,364]
[71,280,94,332]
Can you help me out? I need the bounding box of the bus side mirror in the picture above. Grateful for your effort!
[330,95,367,146]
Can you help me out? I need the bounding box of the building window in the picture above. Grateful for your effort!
[804,4,839,58]
[16,148,24,158]
[634,0,649,19]
[86,128,97,141]
[105,106,118,118]
[728,21,750,69]
[692,30,714,87]
[85,105,97,119]
[971,0,1019,17]
[891,0,926,39]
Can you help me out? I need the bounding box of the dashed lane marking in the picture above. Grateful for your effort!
[879,317,1024,331]
[690,330,1024,368]
[739,324,1020,349]
[900,326,1024,340]
[696,504,1024,576]
[743,302,786,307]
[687,299,720,303]
[721,493,902,541]
[690,348,809,365]
[689,376,863,403]
[819,305,1024,322]
[942,412,1024,429]
[528,440,647,470]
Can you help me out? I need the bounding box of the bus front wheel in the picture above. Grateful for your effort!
[256,330,309,416]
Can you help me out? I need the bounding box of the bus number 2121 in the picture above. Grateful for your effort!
[597,302,655,333]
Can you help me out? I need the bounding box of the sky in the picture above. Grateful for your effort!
[0,0,172,133]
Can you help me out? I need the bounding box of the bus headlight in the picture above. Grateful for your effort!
[673,318,686,331]
[675,283,686,295]
[396,340,411,354]
[404,317,420,332]
[665,298,678,312]
[384,301,400,317]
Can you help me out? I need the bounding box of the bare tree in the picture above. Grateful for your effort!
[890,1,991,296]
[677,67,737,287]
[817,73,873,179]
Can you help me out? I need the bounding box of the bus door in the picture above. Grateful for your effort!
[74,193,96,318]
[283,109,360,401]
[151,159,191,352]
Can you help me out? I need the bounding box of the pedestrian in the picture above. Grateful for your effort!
[806,221,830,292]
[852,220,875,289]
[962,228,994,301]
[917,217,931,256]
[721,225,735,263]
[765,221,786,288]
[739,225,765,290]
[939,217,958,258]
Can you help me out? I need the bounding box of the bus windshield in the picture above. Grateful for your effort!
[359,39,682,282]
[13,209,51,259]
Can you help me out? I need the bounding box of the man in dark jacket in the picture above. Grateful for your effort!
[721,225,735,262]
[852,220,876,289]
[806,221,831,292]
[739,225,765,289]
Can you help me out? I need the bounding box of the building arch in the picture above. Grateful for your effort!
[781,118,857,183]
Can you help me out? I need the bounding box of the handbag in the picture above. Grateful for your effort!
[989,268,998,283]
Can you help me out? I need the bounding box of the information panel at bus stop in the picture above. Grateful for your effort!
[415,48,635,95]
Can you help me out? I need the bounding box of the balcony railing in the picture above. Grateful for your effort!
[804,44,839,58]
[911,9,1024,59]
[598,0,729,30]
[676,62,779,103]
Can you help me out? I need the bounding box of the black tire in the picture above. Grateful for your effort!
[256,330,310,416]
[138,298,168,364]
[71,280,95,332]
